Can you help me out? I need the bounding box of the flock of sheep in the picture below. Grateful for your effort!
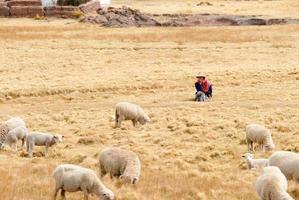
[0,101,147,200]
[0,100,297,200]
[243,123,297,200]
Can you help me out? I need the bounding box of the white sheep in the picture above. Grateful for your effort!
[246,123,275,152]
[5,126,29,151]
[26,132,63,158]
[53,164,114,200]
[242,153,269,170]
[4,117,26,131]
[269,151,299,183]
[115,102,150,127]
[256,166,294,200]
[99,147,141,184]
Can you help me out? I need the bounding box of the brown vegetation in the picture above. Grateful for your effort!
[0,0,298,199]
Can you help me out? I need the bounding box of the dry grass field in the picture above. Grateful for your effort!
[0,0,299,200]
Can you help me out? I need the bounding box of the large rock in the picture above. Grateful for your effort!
[0,6,9,17]
[7,0,41,7]
[79,0,100,14]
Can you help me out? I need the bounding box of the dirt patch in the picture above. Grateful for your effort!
[81,6,299,27]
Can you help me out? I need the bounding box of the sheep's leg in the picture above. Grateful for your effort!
[53,187,60,200]
[115,111,119,127]
[61,189,66,200]
[28,143,34,158]
[261,144,265,152]
[132,119,137,127]
[13,142,17,152]
[82,189,89,200]
[21,138,25,150]
[100,165,106,178]
[117,116,124,128]
[44,145,49,157]
[109,172,114,180]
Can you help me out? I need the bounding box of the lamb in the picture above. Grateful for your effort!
[4,117,26,131]
[268,151,299,183]
[5,126,29,151]
[256,166,294,200]
[53,164,114,200]
[99,147,141,184]
[26,132,63,158]
[245,123,275,152]
[115,102,150,127]
[242,153,269,170]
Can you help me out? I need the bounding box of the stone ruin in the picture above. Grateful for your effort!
[0,0,100,18]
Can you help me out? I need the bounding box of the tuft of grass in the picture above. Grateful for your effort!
[34,14,47,20]
[73,10,84,19]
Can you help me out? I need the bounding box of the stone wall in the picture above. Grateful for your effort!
[0,0,100,18]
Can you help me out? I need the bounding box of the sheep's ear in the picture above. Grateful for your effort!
[119,175,124,180]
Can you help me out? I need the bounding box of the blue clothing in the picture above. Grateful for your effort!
[195,82,212,97]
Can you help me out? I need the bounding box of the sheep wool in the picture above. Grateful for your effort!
[115,102,150,127]
[256,166,294,200]
[99,147,141,184]
[246,123,275,152]
[53,164,114,200]
[269,151,299,183]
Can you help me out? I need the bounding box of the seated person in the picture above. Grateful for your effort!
[195,73,212,101]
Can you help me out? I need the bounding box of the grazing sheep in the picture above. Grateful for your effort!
[53,164,114,200]
[99,147,141,184]
[5,126,29,151]
[256,166,294,200]
[0,123,10,149]
[26,132,63,158]
[246,123,275,152]
[115,102,150,127]
[269,151,299,183]
[242,153,269,170]
[4,117,26,131]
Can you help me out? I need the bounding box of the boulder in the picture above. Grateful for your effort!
[79,0,100,14]
[0,6,9,16]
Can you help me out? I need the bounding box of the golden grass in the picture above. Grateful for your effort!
[0,4,299,199]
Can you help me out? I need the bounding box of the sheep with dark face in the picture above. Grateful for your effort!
[99,147,141,184]
[115,102,150,127]
[53,164,114,200]
[26,132,63,157]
